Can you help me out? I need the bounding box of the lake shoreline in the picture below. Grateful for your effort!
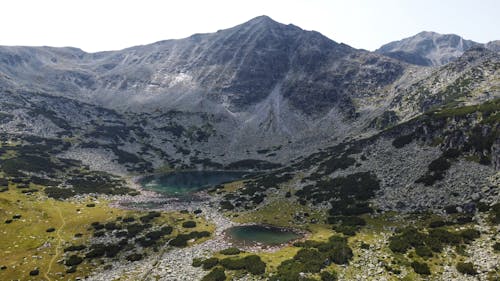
[138,170,255,196]
[92,171,309,280]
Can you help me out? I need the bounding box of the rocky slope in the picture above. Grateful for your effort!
[219,98,499,215]
[389,46,500,122]
[0,16,498,172]
[0,16,499,281]
[0,16,407,168]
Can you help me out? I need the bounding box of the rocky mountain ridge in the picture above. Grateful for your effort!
[0,16,498,172]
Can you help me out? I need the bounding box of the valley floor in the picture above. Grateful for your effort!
[1,173,500,281]
[89,185,500,281]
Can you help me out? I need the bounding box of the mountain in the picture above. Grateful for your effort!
[0,16,498,172]
[0,16,399,114]
[376,31,481,66]
[486,40,500,52]
[0,15,499,281]
[0,16,410,169]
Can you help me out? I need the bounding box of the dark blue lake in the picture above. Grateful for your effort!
[225,225,302,246]
[140,171,248,196]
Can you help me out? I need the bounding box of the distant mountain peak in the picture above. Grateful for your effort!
[486,40,500,52]
[376,31,480,66]
[415,31,457,37]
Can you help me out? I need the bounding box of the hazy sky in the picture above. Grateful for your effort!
[1,0,498,52]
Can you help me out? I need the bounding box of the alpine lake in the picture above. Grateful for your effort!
[140,170,302,245]
[140,170,249,197]
[225,225,302,246]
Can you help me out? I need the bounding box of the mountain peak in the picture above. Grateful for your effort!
[416,30,440,37]
[376,31,479,66]
[486,40,500,52]
[248,15,275,23]
[239,15,283,29]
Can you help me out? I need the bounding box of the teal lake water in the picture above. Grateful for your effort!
[140,171,248,196]
[225,225,301,246]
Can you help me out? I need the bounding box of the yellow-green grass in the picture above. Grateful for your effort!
[154,165,174,174]
[216,180,245,193]
[0,149,17,160]
[229,199,326,229]
[0,187,128,280]
[0,185,214,281]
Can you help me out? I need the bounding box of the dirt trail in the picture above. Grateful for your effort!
[44,203,66,281]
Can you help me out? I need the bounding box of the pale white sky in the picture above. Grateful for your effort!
[0,0,498,53]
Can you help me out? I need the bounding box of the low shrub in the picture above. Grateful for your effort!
[91,222,104,230]
[169,236,188,247]
[332,225,357,236]
[392,134,414,148]
[320,270,338,281]
[220,200,234,210]
[202,258,219,270]
[389,236,411,253]
[415,246,433,258]
[201,267,226,281]
[428,220,446,228]
[126,253,143,262]
[459,229,480,242]
[272,235,352,280]
[182,221,197,228]
[122,217,135,223]
[443,148,460,159]
[145,230,166,241]
[43,187,75,199]
[244,255,266,275]
[64,245,86,252]
[65,255,83,266]
[192,258,203,267]
[85,244,105,259]
[219,247,241,255]
[456,262,477,275]
[293,248,324,273]
[411,261,431,275]
[139,211,161,223]
[428,157,451,172]
[160,226,173,235]
[220,255,266,275]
